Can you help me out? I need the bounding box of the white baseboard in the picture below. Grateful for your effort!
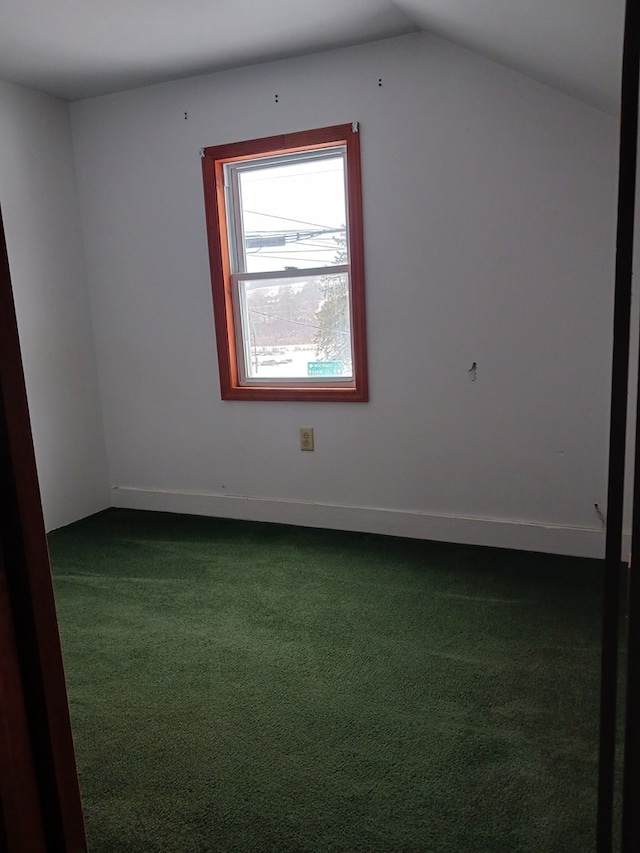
[110,486,608,559]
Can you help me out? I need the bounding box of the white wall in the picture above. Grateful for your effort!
[70,32,619,557]
[0,79,109,531]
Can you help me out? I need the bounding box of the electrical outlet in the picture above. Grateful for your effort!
[300,428,314,451]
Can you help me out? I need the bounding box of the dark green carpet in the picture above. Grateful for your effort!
[49,509,602,852]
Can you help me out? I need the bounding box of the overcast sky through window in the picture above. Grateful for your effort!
[239,153,347,274]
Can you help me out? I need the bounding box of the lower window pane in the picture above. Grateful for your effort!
[239,273,353,381]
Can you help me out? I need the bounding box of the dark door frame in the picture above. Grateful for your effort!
[0,204,87,851]
[596,0,639,849]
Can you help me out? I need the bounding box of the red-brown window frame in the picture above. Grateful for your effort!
[201,124,368,402]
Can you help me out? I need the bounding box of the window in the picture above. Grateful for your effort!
[201,124,368,402]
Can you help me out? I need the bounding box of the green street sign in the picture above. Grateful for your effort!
[307,361,343,376]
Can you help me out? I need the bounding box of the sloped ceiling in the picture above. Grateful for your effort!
[0,0,625,112]
[396,0,623,115]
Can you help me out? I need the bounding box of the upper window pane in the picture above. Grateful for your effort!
[231,150,348,274]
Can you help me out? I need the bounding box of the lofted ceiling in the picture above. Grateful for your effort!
[0,0,625,113]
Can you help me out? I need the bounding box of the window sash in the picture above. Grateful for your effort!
[232,265,349,284]
[232,267,355,387]
[223,147,349,277]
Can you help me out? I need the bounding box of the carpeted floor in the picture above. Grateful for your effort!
[49,508,603,852]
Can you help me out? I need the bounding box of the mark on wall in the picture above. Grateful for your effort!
[468,362,477,381]
[594,503,606,530]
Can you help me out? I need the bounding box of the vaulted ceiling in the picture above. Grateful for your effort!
[0,0,624,113]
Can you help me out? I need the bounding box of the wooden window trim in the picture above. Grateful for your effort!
[201,124,368,402]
